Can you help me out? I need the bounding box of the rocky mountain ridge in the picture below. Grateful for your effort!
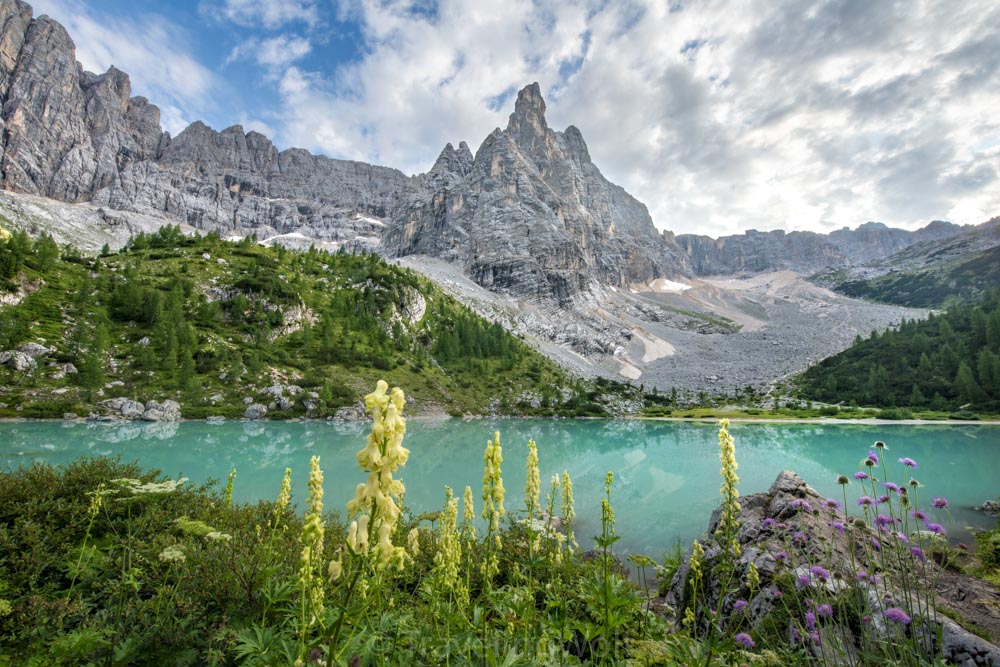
[677,220,967,276]
[0,0,975,390]
[0,0,969,292]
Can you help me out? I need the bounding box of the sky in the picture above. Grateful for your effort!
[28,0,1000,237]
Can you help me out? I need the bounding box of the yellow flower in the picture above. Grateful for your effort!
[525,439,540,517]
[352,381,410,568]
[433,487,465,602]
[461,485,476,541]
[328,555,343,582]
[481,432,506,580]
[274,467,292,522]
[561,470,576,550]
[408,528,420,557]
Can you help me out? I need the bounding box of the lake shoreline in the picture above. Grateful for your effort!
[2,415,1000,425]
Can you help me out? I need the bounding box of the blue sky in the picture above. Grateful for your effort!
[28,0,1000,237]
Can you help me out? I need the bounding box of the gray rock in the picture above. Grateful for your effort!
[243,403,267,420]
[383,83,690,305]
[17,342,50,357]
[2,350,36,371]
[677,221,965,276]
[667,470,1000,663]
[141,399,181,422]
[62,412,77,420]
[333,404,365,421]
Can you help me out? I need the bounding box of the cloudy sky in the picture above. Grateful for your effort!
[30,0,1000,236]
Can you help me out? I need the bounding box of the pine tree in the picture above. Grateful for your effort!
[956,361,983,405]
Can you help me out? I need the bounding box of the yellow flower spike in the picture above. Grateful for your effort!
[275,468,292,519]
[461,485,476,541]
[717,419,742,558]
[408,528,420,557]
[561,470,576,550]
[525,439,540,517]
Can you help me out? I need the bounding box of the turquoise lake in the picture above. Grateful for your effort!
[2,419,999,559]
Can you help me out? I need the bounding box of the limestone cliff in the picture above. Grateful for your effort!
[383,83,690,304]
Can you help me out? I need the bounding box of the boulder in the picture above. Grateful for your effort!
[17,342,51,358]
[666,470,1000,663]
[99,397,140,417]
[333,404,365,421]
[142,399,181,422]
[243,403,268,420]
[1,350,36,371]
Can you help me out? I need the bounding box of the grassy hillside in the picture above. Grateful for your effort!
[796,288,1000,412]
[831,245,1000,308]
[814,220,1000,308]
[0,225,637,418]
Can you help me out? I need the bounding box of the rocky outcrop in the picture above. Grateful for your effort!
[383,83,690,304]
[0,349,35,371]
[677,220,965,276]
[243,403,267,420]
[97,397,181,421]
[666,470,1000,664]
[0,0,410,246]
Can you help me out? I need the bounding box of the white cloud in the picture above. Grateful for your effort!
[227,34,313,70]
[30,0,217,133]
[267,0,1000,235]
[207,0,319,30]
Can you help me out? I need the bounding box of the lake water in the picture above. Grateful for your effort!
[2,419,999,559]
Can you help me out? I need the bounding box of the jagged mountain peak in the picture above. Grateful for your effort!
[506,82,549,153]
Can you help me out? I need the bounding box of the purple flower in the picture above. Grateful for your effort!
[857,496,875,507]
[911,509,928,521]
[733,599,748,611]
[878,494,891,505]
[853,471,869,480]
[775,551,788,561]
[867,450,879,465]
[809,565,831,582]
[932,497,949,509]
[856,569,868,580]
[885,607,911,625]
[797,574,812,588]
[882,482,902,493]
[817,603,833,618]
[828,520,845,535]
[892,531,908,544]
[824,498,842,510]
[910,546,926,562]
[762,517,776,528]
[735,632,755,649]
[926,522,946,535]
[875,514,894,527]
[897,457,918,469]
[793,531,806,543]
[792,499,814,513]
[805,610,816,630]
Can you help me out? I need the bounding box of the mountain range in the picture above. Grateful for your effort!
[0,0,995,391]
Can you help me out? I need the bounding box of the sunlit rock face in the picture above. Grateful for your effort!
[384,83,691,305]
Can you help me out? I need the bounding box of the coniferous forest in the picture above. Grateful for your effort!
[0,225,631,418]
[797,289,1000,412]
